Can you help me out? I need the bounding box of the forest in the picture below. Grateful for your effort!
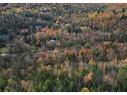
[0,3,127,92]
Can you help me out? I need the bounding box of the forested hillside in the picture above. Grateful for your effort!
[0,4,127,92]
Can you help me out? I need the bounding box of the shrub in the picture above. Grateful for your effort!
[117,65,127,91]
[81,87,89,92]
[0,76,7,91]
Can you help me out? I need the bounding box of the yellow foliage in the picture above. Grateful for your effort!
[88,59,96,65]
[16,8,22,13]
[81,87,90,92]
[88,12,98,20]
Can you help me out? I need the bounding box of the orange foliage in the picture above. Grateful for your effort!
[103,74,112,82]
[64,49,76,58]
[36,52,47,63]
[41,27,62,38]
[108,4,127,11]
[79,48,91,57]
[83,72,93,82]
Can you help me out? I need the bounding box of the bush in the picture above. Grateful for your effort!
[0,76,7,91]
[117,65,127,91]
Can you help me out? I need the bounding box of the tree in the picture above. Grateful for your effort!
[8,37,30,54]
[0,76,7,91]
[35,31,46,46]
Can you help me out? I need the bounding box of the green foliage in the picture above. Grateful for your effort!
[117,65,127,91]
[97,5,107,13]
[1,3,127,92]
[121,8,126,12]
[84,43,91,48]
[0,76,7,91]
[56,32,62,40]
[55,78,63,91]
